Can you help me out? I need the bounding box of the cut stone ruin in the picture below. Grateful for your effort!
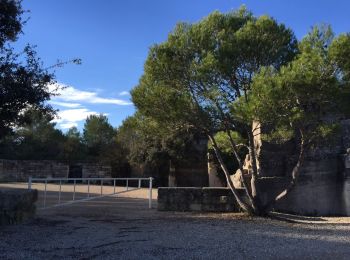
[229,119,350,216]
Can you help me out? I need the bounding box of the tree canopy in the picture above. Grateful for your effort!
[0,0,57,138]
[131,7,350,215]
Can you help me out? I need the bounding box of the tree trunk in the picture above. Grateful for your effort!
[262,129,306,213]
[225,129,258,213]
[247,127,261,211]
[208,133,254,214]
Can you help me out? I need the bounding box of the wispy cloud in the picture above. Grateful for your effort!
[119,91,130,96]
[59,122,78,129]
[52,108,99,129]
[50,101,81,108]
[49,83,132,106]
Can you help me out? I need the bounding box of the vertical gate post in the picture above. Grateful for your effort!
[87,179,90,198]
[149,177,153,209]
[28,177,32,190]
[44,180,47,208]
[58,180,62,204]
[73,179,76,201]
[113,179,116,194]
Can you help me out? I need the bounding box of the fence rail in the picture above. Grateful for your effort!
[28,177,153,209]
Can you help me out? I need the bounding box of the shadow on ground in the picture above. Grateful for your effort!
[0,193,350,259]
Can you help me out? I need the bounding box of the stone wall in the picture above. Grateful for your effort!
[158,187,244,212]
[168,137,209,187]
[226,119,350,216]
[257,177,350,216]
[0,188,37,225]
[158,178,350,216]
[81,163,112,178]
[0,160,68,181]
[0,159,112,182]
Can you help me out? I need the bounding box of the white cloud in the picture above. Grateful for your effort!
[119,91,130,96]
[50,101,81,108]
[59,122,78,129]
[52,108,99,129]
[49,83,132,105]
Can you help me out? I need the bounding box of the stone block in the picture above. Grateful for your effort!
[158,187,242,212]
[158,187,203,211]
[0,188,37,225]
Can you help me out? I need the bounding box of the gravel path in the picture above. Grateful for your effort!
[1,191,350,260]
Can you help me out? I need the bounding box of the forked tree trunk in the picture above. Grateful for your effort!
[247,129,259,198]
[208,134,254,214]
[225,129,258,213]
[262,130,306,213]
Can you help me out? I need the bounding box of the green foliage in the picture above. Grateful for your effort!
[62,127,86,162]
[209,131,246,154]
[0,112,128,169]
[133,6,298,139]
[0,109,65,159]
[0,0,23,46]
[117,113,205,169]
[329,33,350,83]
[117,113,165,166]
[236,25,344,145]
[83,114,116,156]
[0,0,55,138]
[82,114,126,166]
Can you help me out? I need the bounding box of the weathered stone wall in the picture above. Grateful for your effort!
[158,187,244,212]
[168,137,209,187]
[0,160,68,181]
[81,163,112,178]
[0,188,37,225]
[254,119,350,216]
[257,177,350,216]
[171,167,209,187]
[0,159,112,182]
[228,119,350,216]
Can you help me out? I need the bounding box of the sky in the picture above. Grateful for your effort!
[16,0,350,131]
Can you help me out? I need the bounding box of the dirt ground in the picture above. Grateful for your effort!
[1,183,350,259]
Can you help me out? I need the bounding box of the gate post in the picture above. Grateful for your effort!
[28,177,32,190]
[149,177,153,209]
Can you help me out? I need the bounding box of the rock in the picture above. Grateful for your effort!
[0,188,37,225]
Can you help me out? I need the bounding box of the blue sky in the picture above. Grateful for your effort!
[16,0,350,130]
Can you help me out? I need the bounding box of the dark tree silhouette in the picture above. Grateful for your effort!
[0,0,55,138]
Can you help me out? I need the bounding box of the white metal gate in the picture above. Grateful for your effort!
[28,177,154,209]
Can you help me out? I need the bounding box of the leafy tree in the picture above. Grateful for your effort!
[0,0,56,138]
[0,109,66,159]
[132,7,298,213]
[235,26,344,210]
[0,0,23,46]
[118,113,205,169]
[83,114,116,158]
[62,127,86,162]
[132,7,349,215]
[117,113,167,166]
[82,114,128,176]
[329,32,350,117]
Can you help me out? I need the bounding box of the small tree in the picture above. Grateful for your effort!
[62,127,86,162]
[83,114,116,158]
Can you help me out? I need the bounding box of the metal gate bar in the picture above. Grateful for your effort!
[28,177,154,209]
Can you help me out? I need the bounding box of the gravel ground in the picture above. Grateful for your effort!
[1,184,350,259]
